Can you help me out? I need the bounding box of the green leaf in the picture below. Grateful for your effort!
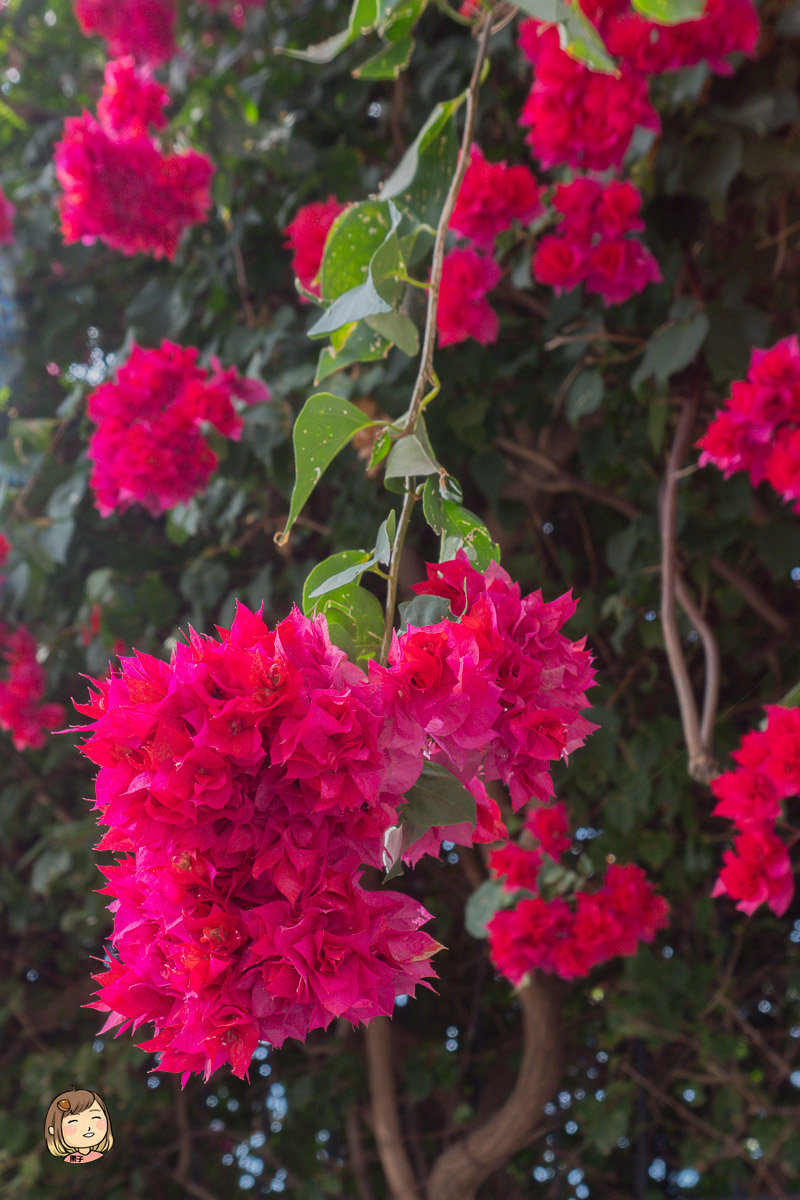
[320,201,394,301]
[0,96,26,131]
[536,859,579,900]
[309,278,394,338]
[775,680,800,709]
[370,430,394,467]
[365,311,419,356]
[631,311,710,391]
[439,501,500,572]
[384,434,439,479]
[383,817,429,877]
[280,0,379,63]
[354,33,414,78]
[279,27,354,64]
[566,369,605,425]
[398,594,453,631]
[401,762,477,829]
[326,588,385,665]
[374,509,397,564]
[278,393,376,543]
[31,848,72,895]
[515,0,560,18]
[303,551,375,613]
[306,512,395,599]
[315,321,392,384]
[380,97,461,228]
[312,200,410,339]
[422,475,446,533]
[302,552,385,667]
[559,6,619,73]
[464,879,506,939]
[632,0,704,22]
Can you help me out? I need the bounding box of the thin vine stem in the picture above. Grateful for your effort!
[405,14,493,434]
[378,15,494,668]
[379,487,417,665]
[659,394,717,783]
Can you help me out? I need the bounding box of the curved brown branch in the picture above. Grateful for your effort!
[496,438,640,520]
[708,556,792,637]
[674,573,720,759]
[659,397,717,783]
[347,1105,376,1200]
[425,975,563,1200]
[365,1017,421,1200]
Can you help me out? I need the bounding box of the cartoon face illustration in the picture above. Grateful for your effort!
[44,1086,113,1163]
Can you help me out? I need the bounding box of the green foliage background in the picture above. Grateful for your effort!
[1,0,800,1196]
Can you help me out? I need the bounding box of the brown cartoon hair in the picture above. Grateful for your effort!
[44,1086,113,1157]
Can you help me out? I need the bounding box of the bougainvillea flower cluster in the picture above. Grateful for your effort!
[0,625,65,752]
[449,146,541,249]
[697,336,800,514]
[518,23,659,173]
[436,248,501,348]
[283,196,346,298]
[0,188,15,246]
[76,554,611,1078]
[55,58,213,260]
[486,791,667,983]
[77,605,440,1080]
[580,0,759,77]
[394,552,598,809]
[711,705,798,916]
[73,0,177,66]
[96,57,169,136]
[518,1,758,175]
[488,862,669,983]
[533,177,661,306]
[86,340,269,516]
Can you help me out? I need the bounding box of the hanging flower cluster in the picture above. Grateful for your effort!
[73,0,177,66]
[519,23,659,173]
[488,862,669,983]
[711,706,798,917]
[697,336,800,514]
[583,0,759,77]
[533,178,661,305]
[76,554,610,1079]
[96,57,169,136]
[485,788,667,984]
[434,146,540,346]
[78,605,439,1082]
[449,147,541,250]
[86,340,269,517]
[436,248,501,348]
[0,188,14,246]
[518,1,757,174]
[54,58,214,260]
[0,625,65,752]
[283,196,346,299]
[397,552,598,809]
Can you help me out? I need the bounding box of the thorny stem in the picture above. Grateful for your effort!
[659,396,717,783]
[378,14,494,668]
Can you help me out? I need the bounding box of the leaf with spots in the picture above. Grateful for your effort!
[276,393,378,544]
